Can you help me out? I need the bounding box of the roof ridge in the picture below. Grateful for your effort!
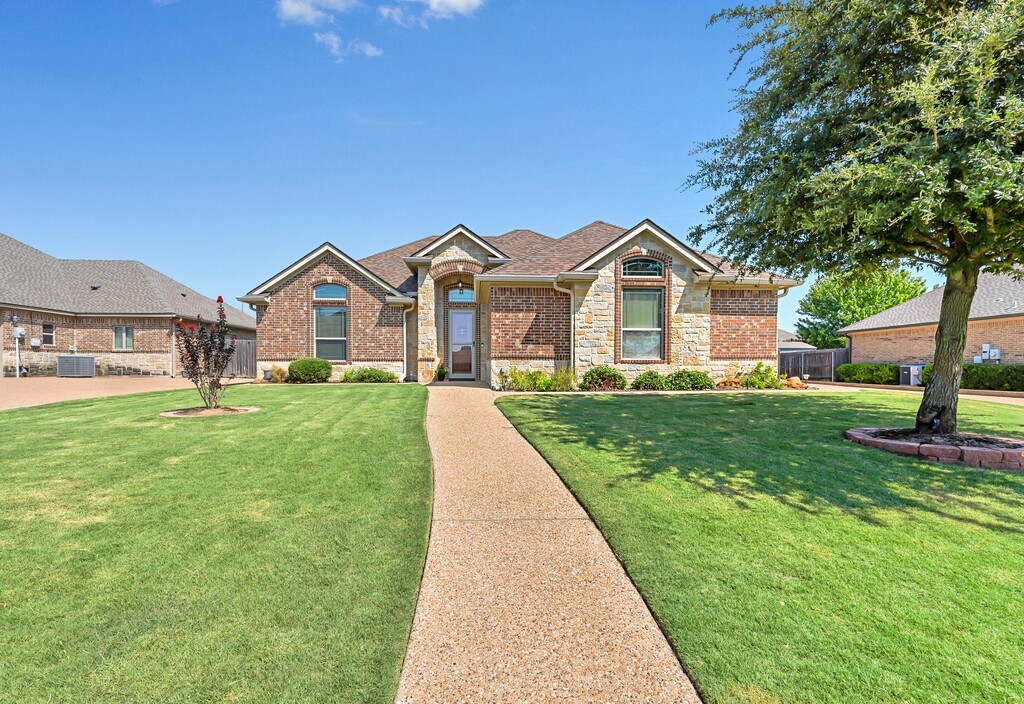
[555,220,626,241]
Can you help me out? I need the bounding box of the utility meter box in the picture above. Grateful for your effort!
[13,326,26,339]
[900,364,926,387]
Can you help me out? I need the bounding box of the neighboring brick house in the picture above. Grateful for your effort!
[1,233,255,377]
[242,220,799,386]
[839,273,1024,365]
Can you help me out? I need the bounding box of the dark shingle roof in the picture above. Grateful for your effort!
[778,329,816,350]
[0,233,255,329]
[838,272,1024,333]
[489,221,628,276]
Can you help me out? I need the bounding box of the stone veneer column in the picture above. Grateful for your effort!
[417,266,437,383]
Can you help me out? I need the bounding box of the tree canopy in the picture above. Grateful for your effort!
[796,270,929,349]
[688,0,1024,431]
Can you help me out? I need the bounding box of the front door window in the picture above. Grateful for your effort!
[448,309,475,379]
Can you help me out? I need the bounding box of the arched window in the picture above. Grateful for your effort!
[622,257,664,277]
[313,283,348,300]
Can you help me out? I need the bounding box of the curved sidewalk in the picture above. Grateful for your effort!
[395,383,699,703]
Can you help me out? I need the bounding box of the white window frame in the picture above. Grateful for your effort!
[42,323,55,346]
[314,306,347,362]
[113,326,134,351]
[621,288,664,361]
[313,283,348,300]
[622,257,664,278]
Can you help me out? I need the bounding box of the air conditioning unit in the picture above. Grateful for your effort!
[900,364,926,387]
[57,355,96,377]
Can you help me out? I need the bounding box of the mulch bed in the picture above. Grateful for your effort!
[868,428,1024,449]
[159,406,260,418]
[845,427,1024,470]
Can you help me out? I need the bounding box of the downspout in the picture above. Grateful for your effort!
[552,280,575,374]
[403,307,408,382]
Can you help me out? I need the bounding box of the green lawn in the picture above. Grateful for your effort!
[498,391,1024,704]
[0,384,432,703]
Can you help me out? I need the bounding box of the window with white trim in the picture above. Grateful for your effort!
[448,288,475,303]
[621,289,663,360]
[315,306,347,361]
[42,323,55,346]
[113,326,134,350]
[622,257,664,277]
[314,283,348,300]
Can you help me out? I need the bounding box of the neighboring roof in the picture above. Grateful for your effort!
[0,233,255,329]
[838,272,1024,334]
[778,329,816,350]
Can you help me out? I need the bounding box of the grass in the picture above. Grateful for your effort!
[0,384,432,703]
[497,391,1024,704]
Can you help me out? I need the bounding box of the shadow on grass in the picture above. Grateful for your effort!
[501,392,1024,534]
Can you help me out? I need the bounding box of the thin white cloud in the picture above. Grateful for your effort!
[277,0,360,26]
[314,31,383,62]
[379,0,483,27]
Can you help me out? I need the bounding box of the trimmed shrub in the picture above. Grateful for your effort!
[741,362,785,389]
[269,365,288,383]
[342,367,399,384]
[288,358,332,384]
[580,366,627,391]
[836,363,900,385]
[923,363,1024,391]
[667,369,715,391]
[631,370,668,390]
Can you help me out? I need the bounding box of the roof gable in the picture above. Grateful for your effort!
[411,224,508,259]
[572,219,720,273]
[247,242,401,297]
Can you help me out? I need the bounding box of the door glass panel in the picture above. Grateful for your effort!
[451,345,473,374]
[450,311,474,345]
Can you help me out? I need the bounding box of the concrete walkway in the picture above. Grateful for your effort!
[395,384,699,703]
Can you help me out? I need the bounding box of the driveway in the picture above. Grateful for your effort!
[395,383,699,703]
[0,376,209,411]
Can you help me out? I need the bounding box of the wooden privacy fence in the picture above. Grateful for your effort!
[778,348,850,381]
[226,339,257,378]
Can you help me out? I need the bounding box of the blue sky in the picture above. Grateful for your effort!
[0,0,939,329]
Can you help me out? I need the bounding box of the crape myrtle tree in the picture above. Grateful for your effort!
[796,269,928,349]
[173,296,236,409]
[688,0,1024,432]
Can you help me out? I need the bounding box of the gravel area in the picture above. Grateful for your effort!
[395,383,699,703]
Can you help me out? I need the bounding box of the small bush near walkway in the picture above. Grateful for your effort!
[837,363,900,385]
[922,363,1024,392]
[501,367,577,392]
[342,367,399,383]
[581,366,628,391]
[288,358,333,383]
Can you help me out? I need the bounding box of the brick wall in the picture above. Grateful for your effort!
[490,286,570,361]
[849,316,1024,364]
[255,254,404,364]
[709,289,778,361]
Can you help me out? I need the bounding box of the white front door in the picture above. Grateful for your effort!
[448,309,475,380]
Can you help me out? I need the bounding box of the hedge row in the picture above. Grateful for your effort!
[922,363,1024,392]
[836,363,901,385]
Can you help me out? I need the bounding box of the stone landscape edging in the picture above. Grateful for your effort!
[844,428,1024,470]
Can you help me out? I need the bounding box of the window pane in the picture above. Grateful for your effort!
[315,307,346,338]
[622,290,662,329]
[314,284,347,299]
[448,288,475,303]
[125,327,134,349]
[43,324,54,344]
[316,339,346,360]
[623,258,663,277]
[622,331,662,360]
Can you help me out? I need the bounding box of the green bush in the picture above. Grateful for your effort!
[741,362,785,389]
[288,358,332,384]
[505,369,553,392]
[666,369,715,391]
[580,366,627,391]
[836,363,900,385]
[923,363,1024,391]
[549,367,577,392]
[631,370,668,390]
[341,367,398,384]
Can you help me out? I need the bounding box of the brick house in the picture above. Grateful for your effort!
[1,233,255,377]
[839,273,1024,365]
[240,220,800,386]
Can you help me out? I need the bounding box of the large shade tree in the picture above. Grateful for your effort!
[688,0,1024,432]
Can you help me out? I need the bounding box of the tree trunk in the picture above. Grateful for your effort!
[915,266,981,433]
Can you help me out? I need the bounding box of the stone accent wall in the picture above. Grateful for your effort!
[709,289,778,362]
[254,253,404,365]
[614,249,673,364]
[573,236,712,383]
[849,316,1024,365]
